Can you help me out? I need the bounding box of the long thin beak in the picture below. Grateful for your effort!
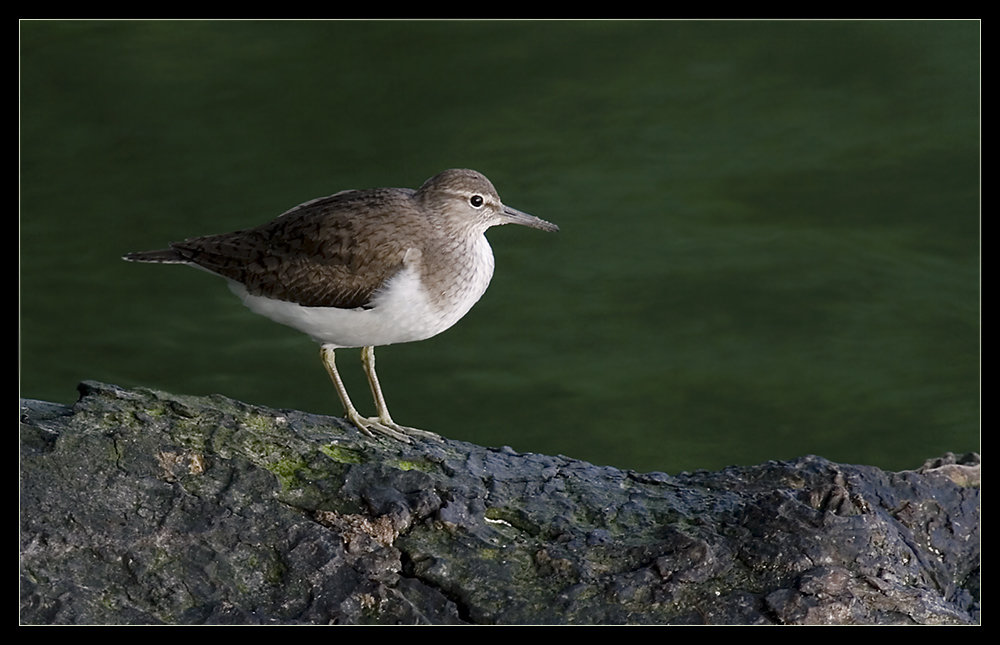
[501,205,559,232]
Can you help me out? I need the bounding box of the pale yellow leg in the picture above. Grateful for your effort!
[320,345,439,442]
[360,346,440,440]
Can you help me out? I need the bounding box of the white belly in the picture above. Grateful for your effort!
[227,237,496,349]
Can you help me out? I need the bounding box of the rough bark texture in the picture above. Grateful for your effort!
[20,381,980,625]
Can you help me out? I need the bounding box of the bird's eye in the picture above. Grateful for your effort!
[470,195,484,208]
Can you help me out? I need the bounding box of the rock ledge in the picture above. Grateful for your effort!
[20,381,980,624]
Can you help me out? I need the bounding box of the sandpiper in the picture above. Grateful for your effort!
[124,169,558,442]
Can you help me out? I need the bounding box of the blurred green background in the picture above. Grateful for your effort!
[20,20,979,474]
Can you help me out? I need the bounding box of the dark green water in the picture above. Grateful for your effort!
[20,20,979,474]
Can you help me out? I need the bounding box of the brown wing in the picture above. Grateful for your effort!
[167,188,420,309]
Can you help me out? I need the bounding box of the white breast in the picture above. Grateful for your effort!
[228,234,496,350]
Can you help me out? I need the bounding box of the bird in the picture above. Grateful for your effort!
[124,168,559,442]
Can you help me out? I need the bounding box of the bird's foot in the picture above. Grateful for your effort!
[344,410,442,443]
